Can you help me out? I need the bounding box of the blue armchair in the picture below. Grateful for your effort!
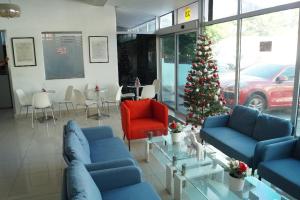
[200,105,293,171]
[258,138,300,199]
[63,161,161,200]
[63,120,135,168]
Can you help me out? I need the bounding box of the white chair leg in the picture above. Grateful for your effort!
[32,108,34,128]
[59,103,61,118]
[85,106,88,120]
[26,106,29,118]
[20,106,23,116]
[51,108,56,125]
[71,103,75,113]
[65,103,69,112]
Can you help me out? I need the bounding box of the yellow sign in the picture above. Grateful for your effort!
[185,7,191,21]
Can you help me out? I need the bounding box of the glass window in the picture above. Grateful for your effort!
[147,20,156,32]
[240,9,299,120]
[177,32,197,114]
[177,2,199,24]
[138,24,147,32]
[204,0,237,21]
[205,21,237,108]
[160,12,173,29]
[242,0,299,13]
[161,35,176,108]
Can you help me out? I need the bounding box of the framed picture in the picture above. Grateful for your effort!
[88,36,109,63]
[11,37,36,67]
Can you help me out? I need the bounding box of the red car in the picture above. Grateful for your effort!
[221,64,295,111]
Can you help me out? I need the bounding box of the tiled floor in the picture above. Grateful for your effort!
[0,108,171,200]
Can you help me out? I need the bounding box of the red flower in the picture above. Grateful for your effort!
[170,121,177,129]
[239,161,248,173]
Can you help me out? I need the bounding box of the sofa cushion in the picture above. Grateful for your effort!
[252,114,292,141]
[130,118,166,139]
[101,182,160,200]
[228,105,259,137]
[67,161,102,200]
[124,99,152,120]
[90,137,133,163]
[66,120,90,155]
[65,132,91,164]
[201,127,244,141]
[202,127,256,166]
[258,158,300,199]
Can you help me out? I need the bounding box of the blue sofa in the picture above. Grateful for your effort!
[63,160,161,200]
[63,120,135,168]
[258,138,300,199]
[200,105,293,170]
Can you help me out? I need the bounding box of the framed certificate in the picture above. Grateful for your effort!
[88,36,109,63]
[11,37,36,67]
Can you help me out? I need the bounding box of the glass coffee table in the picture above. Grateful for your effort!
[145,128,216,196]
[145,129,288,200]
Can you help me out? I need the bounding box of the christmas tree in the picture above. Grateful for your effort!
[184,35,227,127]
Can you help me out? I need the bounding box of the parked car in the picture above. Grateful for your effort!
[221,64,295,111]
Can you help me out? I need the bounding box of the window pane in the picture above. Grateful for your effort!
[205,21,237,108]
[160,12,173,29]
[177,2,198,24]
[161,35,176,108]
[242,0,299,13]
[147,20,156,32]
[240,9,299,120]
[205,0,237,21]
[177,32,197,114]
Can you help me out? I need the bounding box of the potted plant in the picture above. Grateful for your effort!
[169,121,183,143]
[228,160,248,191]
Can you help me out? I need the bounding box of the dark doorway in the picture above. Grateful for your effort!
[0,31,13,109]
[117,34,157,94]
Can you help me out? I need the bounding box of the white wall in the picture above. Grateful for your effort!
[0,0,118,114]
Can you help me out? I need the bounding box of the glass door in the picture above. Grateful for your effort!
[177,31,197,114]
[161,34,176,109]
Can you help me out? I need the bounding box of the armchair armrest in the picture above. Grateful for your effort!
[260,139,297,162]
[91,166,142,192]
[253,136,295,169]
[82,126,114,142]
[86,158,135,171]
[121,103,131,138]
[203,115,230,128]
[151,100,168,128]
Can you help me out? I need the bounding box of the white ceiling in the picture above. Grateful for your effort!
[106,0,196,28]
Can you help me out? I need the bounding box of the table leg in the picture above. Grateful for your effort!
[136,87,139,100]
[174,173,185,200]
[145,140,150,162]
[166,164,176,194]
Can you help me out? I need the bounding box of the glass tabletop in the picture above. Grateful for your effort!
[147,129,284,200]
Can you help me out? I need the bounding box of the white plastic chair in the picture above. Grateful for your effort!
[139,85,155,99]
[15,89,32,117]
[152,79,160,95]
[32,92,56,128]
[73,89,100,120]
[102,86,123,114]
[84,83,97,100]
[57,85,75,117]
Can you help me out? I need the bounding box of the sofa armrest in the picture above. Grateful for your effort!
[253,136,295,169]
[151,100,168,128]
[86,158,135,171]
[121,103,131,138]
[260,139,297,162]
[203,115,230,128]
[82,126,114,142]
[91,166,142,192]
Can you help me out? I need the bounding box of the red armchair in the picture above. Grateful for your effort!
[121,99,168,150]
